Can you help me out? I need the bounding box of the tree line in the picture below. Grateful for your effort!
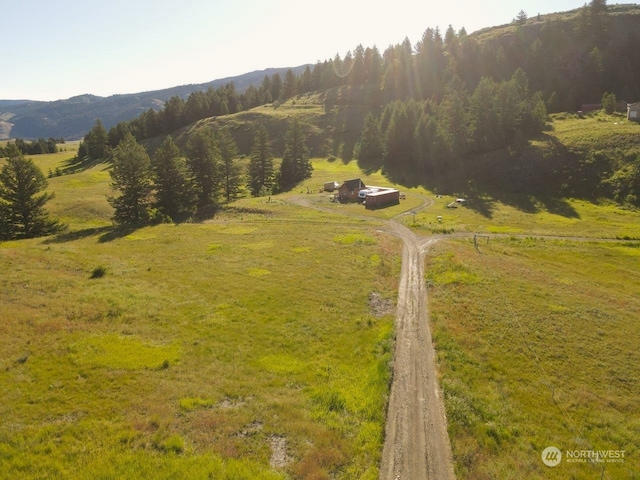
[0,138,64,157]
[1,117,312,240]
[356,68,547,180]
[108,119,311,226]
[89,0,638,151]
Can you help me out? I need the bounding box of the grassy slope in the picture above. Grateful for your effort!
[0,148,403,479]
[427,238,640,480]
[2,111,640,479]
[412,113,640,479]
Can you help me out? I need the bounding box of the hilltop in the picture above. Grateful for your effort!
[0,66,309,140]
[3,3,640,143]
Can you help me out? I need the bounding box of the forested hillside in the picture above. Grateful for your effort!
[68,2,639,208]
[101,2,640,141]
[0,67,309,140]
[6,1,639,227]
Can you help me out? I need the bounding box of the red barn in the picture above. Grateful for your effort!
[338,178,366,203]
[365,189,400,209]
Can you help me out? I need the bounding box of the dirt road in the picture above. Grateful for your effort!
[379,223,455,480]
[289,195,455,479]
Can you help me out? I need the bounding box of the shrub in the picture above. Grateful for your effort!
[90,266,107,279]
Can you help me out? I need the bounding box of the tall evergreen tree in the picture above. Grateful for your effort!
[259,75,273,103]
[384,101,418,170]
[438,90,470,162]
[357,112,384,171]
[108,134,154,225]
[0,144,63,239]
[515,10,528,25]
[602,92,617,114]
[271,73,283,102]
[162,96,186,133]
[469,77,504,152]
[86,119,109,160]
[152,137,195,219]
[248,125,274,196]
[279,118,312,190]
[282,69,298,101]
[216,127,243,202]
[186,129,220,207]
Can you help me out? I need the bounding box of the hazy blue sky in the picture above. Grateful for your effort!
[3,0,633,101]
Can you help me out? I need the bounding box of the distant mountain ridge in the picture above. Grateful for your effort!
[0,65,309,140]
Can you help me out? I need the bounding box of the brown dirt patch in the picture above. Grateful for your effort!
[369,291,396,318]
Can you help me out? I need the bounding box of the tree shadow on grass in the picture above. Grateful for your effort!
[382,161,582,220]
[463,193,496,219]
[42,224,142,244]
[43,226,112,244]
[461,191,580,219]
[59,155,109,175]
[538,195,581,218]
[98,224,141,243]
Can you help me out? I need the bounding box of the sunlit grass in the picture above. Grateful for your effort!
[68,334,180,370]
[405,194,640,239]
[0,158,401,478]
[427,238,640,479]
[4,132,640,479]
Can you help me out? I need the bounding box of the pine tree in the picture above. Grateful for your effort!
[248,125,274,196]
[279,118,312,191]
[152,137,195,219]
[282,69,298,101]
[270,74,283,102]
[601,92,617,115]
[469,77,504,151]
[384,102,417,170]
[357,112,384,171]
[438,90,470,162]
[108,134,154,225]
[86,119,109,160]
[186,129,220,207]
[216,127,243,202]
[0,144,64,239]
[515,10,528,25]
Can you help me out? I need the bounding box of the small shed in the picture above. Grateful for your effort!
[338,178,366,203]
[628,102,640,122]
[365,189,400,209]
[323,181,339,192]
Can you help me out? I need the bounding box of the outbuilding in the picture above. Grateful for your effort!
[365,189,400,209]
[323,181,339,192]
[338,178,366,203]
[628,102,640,122]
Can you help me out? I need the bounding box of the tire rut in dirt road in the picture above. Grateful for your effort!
[288,195,454,478]
[380,225,455,480]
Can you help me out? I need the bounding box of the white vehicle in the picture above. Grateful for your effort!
[358,188,380,199]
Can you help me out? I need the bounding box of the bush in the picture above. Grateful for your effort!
[90,266,107,279]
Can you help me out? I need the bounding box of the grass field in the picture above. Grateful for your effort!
[2,117,640,478]
[0,149,402,479]
[405,194,640,239]
[427,237,640,479]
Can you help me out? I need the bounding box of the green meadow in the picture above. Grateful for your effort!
[427,238,640,479]
[2,122,640,479]
[406,194,640,239]
[0,149,401,479]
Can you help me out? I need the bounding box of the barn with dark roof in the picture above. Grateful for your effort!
[338,178,366,203]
